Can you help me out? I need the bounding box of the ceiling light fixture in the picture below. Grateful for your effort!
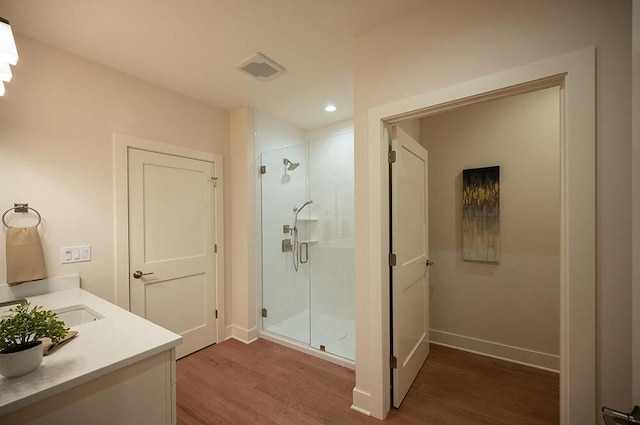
[0,17,18,96]
[324,104,337,112]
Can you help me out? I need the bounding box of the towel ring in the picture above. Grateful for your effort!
[2,205,42,228]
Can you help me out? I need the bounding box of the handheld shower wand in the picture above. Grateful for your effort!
[294,200,313,215]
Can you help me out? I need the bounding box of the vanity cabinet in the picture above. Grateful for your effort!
[0,349,177,425]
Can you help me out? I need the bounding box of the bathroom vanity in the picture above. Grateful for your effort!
[0,275,181,425]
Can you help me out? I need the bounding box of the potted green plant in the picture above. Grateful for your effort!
[0,303,67,378]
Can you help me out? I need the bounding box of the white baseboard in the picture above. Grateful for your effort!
[225,324,259,344]
[430,329,559,372]
[224,325,234,340]
[351,387,372,416]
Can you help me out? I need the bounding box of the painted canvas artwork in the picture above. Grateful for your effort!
[462,166,500,262]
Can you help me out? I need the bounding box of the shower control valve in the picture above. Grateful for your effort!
[282,239,292,252]
[283,224,292,234]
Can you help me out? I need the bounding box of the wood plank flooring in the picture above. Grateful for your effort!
[176,339,559,425]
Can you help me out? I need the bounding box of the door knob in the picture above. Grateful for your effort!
[425,260,435,267]
[133,270,154,279]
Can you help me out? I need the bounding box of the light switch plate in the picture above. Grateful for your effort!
[60,245,91,264]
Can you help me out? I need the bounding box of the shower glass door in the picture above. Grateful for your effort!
[260,144,311,345]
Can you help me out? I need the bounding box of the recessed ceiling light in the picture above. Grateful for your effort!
[324,104,337,112]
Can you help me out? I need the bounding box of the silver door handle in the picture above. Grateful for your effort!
[425,260,435,267]
[133,270,154,279]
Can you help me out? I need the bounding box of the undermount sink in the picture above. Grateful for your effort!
[54,304,104,327]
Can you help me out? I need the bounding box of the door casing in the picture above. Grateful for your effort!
[114,133,226,344]
[353,47,596,424]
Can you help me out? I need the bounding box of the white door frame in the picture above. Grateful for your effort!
[113,133,226,344]
[353,47,596,424]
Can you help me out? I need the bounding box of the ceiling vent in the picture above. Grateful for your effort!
[236,52,286,81]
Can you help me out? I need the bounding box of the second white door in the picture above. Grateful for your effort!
[391,125,430,407]
[128,148,218,359]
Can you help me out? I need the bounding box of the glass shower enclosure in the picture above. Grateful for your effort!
[260,134,355,361]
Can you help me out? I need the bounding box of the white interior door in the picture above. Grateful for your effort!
[128,148,217,359]
[391,125,430,408]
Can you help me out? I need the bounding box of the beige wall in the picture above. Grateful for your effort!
[228,107,258,341]
[420,87,560,366]
[396,119,420,142]
[0,36,230,304]
[354,0,631,416]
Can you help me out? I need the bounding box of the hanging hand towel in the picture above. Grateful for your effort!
[6,226,47,285]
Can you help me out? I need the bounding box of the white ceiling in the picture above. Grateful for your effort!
[0,0,425,129]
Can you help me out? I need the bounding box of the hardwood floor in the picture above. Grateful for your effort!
[176,339,559,425]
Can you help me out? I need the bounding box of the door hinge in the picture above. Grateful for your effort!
[262,308,268,318]
[211,177,218,187]
[214,244,218,253]
[215,309,218,319]
[389,253,397,267]
[390,356,398,369]
[388,150,396,164]
[259,165,266,174]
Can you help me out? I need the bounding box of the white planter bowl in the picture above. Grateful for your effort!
[0,341,43,379]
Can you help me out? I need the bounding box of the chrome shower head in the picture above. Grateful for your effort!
[283,158,300,171]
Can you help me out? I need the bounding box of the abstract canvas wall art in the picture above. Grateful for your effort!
[462,166,500,262]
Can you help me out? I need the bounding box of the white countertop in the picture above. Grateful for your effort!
[0,287,182,416]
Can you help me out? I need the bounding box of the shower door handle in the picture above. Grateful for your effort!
[299,242,309,264]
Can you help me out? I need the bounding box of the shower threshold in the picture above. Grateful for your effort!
[262,311,355,369]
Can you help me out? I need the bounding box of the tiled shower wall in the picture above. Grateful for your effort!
[308,130,355,321]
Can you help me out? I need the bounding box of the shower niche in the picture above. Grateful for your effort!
[260,133,355,362]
